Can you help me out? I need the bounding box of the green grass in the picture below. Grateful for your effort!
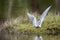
[2,13,60,34]
[11,13,60,34]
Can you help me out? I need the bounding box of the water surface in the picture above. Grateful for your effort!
[0,34,60,40]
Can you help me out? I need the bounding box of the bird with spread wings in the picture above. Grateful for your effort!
[27,6,51,27]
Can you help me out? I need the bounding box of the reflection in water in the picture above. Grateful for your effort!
[0,34,60,40]
[34,35,43,40]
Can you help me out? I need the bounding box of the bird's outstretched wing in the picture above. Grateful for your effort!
[27,13,36,26]
[37,6,51,26]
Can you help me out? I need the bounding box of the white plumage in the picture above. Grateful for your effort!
[27,6,51,27]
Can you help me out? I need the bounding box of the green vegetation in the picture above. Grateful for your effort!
[2,12,60,35]
[0,0,60,35]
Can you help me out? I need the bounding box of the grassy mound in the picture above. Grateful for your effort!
[1,13,60,34]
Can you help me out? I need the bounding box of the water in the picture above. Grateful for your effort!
[0,34,60,40]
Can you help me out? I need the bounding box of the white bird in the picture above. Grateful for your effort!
[34,36,43,40]
[27,6,51,27]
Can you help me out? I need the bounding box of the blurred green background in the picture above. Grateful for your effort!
[0,0,60,21]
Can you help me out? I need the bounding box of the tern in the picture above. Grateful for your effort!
[27,6,51,27]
